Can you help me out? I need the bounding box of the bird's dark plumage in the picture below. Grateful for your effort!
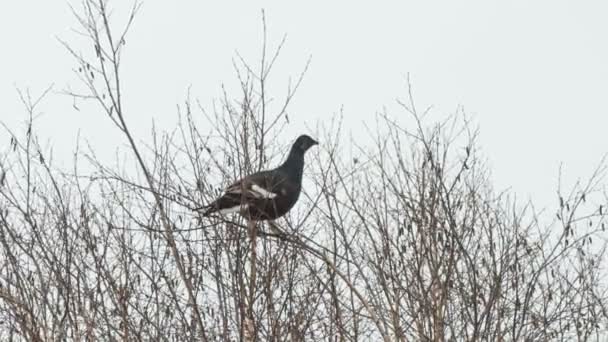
[199,134,318,221]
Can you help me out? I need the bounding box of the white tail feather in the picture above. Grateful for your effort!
[218,204,248,215]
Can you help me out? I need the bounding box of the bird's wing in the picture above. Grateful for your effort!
[224,171,283,200]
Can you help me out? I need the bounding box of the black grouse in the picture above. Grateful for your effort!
[199,134,318,221]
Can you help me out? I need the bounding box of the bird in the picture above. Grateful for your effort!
[198,134,318,221]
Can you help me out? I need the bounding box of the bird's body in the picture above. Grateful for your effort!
[199,134,318,221]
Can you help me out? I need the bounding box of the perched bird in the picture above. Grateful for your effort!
[199,134,318,221]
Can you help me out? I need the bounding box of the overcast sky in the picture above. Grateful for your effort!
[1,1,607,209]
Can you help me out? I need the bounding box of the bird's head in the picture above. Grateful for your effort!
[293,134,318,153]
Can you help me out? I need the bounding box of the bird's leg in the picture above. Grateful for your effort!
[267,220,283,235]
[245,219,257,341]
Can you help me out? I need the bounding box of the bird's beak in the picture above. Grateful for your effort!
[312,139,319,146]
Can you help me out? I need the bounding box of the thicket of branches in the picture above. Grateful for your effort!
[1,1,608,341]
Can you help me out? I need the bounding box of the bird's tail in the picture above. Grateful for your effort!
[194,205,215,217]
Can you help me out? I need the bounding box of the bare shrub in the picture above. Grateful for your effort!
[1,1,607,341]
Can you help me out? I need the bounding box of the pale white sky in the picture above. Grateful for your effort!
[1,1,607,208]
